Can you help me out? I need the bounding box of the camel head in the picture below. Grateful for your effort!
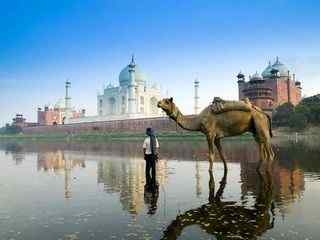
[157,97,179,119]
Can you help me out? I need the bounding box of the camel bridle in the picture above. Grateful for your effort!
[168,103,179,120]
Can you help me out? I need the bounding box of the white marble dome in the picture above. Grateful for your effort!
[119,58,147,86]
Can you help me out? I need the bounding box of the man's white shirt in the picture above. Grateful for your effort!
[143,137,159,154]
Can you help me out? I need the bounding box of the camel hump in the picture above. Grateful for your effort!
[210,97,252,114]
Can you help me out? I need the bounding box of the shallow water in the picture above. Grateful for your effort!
[0,139,319,240]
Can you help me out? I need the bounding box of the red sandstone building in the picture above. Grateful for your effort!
[237,57,302,113]
[12,114,37,128]
[37,81,85,126]
[37,100,85,125]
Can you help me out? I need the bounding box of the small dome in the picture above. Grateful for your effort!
[54,98,65,109]
[119,56,147,86]
[250,71,262,81]
[237,71,245,79]
[262,61,273,78]
[106,82,114,88]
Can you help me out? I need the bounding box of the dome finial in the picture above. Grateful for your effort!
[275,56,280,64]
[130,54,135,65]
[128,54,136,68]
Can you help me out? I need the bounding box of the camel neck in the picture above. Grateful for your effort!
[171,109,201,131]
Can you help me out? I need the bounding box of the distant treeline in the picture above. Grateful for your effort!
[272,94,320,130]
[0,124,22,135]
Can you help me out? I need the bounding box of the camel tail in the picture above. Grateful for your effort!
[251,108,273,138]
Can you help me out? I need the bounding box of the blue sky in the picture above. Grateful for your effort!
[1,0,320,126]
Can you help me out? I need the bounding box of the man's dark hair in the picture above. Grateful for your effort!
[146,127,155,136]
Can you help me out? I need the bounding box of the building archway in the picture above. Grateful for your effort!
[108,97,116,115]
[150,97,158,115]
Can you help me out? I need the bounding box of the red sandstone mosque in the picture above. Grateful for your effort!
[237,57,302,113]
[37,81,85,125]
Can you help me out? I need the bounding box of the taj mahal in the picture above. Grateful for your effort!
[67,56,163,124]
[97,56,161,117]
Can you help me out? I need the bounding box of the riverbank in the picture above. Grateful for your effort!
[0,126,318,143]
[0,131,258,142]
[273,126,320,137]
[0,131,207,142]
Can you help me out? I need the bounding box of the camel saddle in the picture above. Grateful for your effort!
[210,97,261,114]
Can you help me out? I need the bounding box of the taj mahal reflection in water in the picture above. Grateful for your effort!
[32,143,170,214]
[4,141,306,211]
[0,139,317,240]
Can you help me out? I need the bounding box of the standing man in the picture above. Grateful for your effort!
[143,127,159,186]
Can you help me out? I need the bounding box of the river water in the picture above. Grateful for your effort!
[0,138,319,240]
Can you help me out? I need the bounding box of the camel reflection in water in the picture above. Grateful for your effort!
[161,170,275,240]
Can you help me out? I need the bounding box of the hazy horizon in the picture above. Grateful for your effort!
[1,0,320,126]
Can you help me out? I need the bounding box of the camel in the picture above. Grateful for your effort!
[157,97,275,172]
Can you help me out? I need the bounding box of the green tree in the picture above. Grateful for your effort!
[3,124,22,134]
[288,112,308,131]
[272,102,294,126]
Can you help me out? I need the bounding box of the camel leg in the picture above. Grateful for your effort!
[215,167,227,201]
[253,133,262,172]
[261,141,274,172]
[266,143,274,172]
[257,142,274,173]
[267,142,275,162]
[207,136,215,171]
[208,169,215,203]
[256,142,265,173]
[214,138,228,175]
[254,130,274,173]
[252,111,275,172]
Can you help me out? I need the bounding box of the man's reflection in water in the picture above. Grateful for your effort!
[144,183,159,215]
[161,170,275,240]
